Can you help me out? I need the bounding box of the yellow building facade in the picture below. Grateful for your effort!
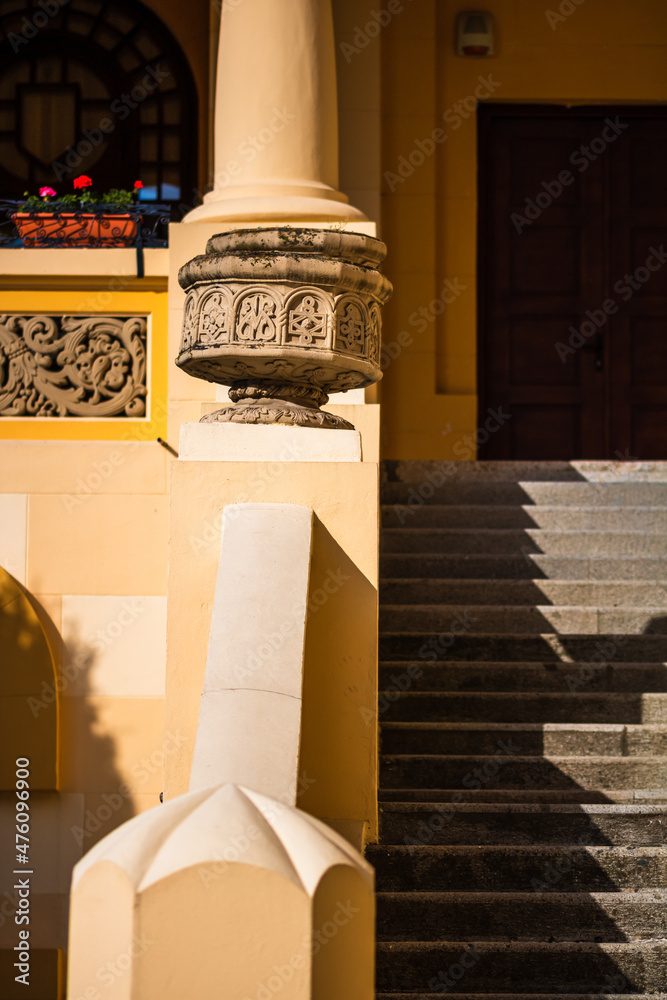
[0,1,666,997]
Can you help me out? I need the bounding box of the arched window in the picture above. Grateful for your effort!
[0,0,198,203]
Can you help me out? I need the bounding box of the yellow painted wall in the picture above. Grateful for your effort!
[0,281,175,998]
[165,460,380,846]
[378,0,667,459]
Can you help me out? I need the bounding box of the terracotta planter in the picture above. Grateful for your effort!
[12,212,138,247]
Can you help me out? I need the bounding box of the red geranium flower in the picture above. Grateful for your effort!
[39,187,56,197]
[133,180,143,189]
[73,175,93,190]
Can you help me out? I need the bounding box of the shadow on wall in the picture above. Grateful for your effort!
[0,566,134,999]
[298,516,378,847]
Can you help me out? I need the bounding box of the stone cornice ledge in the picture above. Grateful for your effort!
[0,247,169,278]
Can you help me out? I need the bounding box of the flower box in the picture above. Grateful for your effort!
[12,211,138,248]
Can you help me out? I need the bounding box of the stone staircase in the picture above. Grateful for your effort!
[368,461,667,1000]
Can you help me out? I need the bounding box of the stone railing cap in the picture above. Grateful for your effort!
[205,226,387,268]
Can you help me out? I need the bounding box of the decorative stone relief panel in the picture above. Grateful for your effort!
[181,292,199,352]
[368,303,382,365]
[198,290,231,345]
[334,296,367,356]
[0,314,147,417]
[182,285,383,363]
[235,288,279,344]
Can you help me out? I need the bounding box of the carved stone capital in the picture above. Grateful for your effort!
[177,227,392,428]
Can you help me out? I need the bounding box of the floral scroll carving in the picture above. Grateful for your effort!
[0,314,147,418]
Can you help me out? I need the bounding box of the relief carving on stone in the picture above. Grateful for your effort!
[176,227,393,429]
[181,291,198,351]
[236,289,278,343]
[0,314,147,418]
[334,296,367,355]
[198,290,230,345]
[368,303,382,365]
[286,291,328,348]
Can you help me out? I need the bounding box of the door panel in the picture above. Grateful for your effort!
[478,105,667,460]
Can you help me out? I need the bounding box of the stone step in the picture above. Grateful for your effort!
[374,940,667,994]
[376,995,667,1000]
[378,663,667,694]
[379,723,667,756]
[383,459,667,483]
[380,605,667,634]
[379,691,667,725]
[376,890,667,941]
[381,481,667,508]
[379,789,667,804]
[380,553,667,580]
[380,755,667,791]
[367,845,667,892]
[379,632,667,663]
[381,529,667,557]
[382,505,667,531]
[378,803,667,846]
[380,579,667,607]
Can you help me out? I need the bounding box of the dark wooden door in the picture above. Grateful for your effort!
[478,105,667,460]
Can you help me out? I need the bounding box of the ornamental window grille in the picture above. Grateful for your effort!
[0,0,198,204]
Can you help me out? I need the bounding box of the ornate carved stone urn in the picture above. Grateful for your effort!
[176,227,392,429]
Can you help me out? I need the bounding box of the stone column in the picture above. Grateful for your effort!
[184,0,366,223]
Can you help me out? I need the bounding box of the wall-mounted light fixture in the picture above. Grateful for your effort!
[456,11,494,56]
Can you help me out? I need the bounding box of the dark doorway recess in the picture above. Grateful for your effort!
[477,104,667,460]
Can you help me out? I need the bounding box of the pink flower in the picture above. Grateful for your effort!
[39,187,56,197]
[133,180,143,189]
[73,175,93,190]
